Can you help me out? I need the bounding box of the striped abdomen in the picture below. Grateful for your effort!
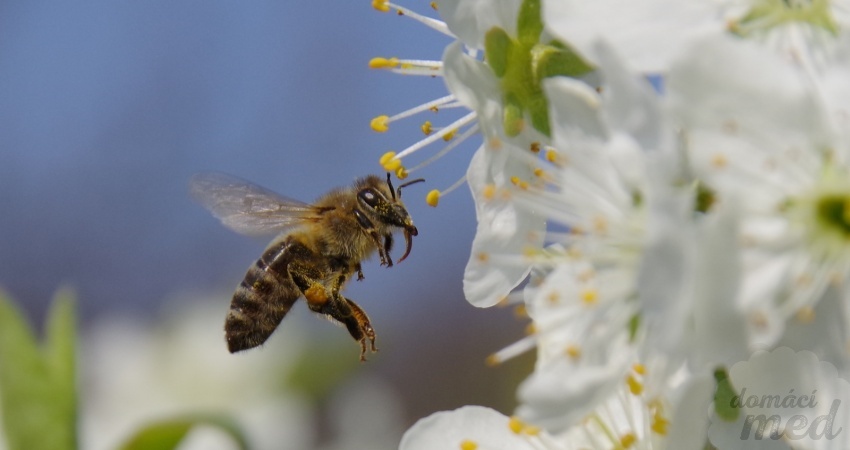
[225,237,302,353]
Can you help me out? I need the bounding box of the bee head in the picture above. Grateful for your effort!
[355,174,425,262]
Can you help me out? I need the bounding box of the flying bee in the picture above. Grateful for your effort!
[190,172,424,361]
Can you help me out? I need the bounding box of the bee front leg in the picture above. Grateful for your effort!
[355,263,364,281]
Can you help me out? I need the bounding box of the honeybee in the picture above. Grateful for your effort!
[190,172,423,361]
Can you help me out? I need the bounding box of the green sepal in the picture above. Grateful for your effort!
[527,91,550,138]
[485,27,512,78]
[0,288,77,450]
[516,0,543,46]
[503,94,525,137]
[118,415,250,450]
[713,368,741,422]
[534,41,595,80]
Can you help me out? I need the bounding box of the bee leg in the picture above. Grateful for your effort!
[355,209,392,267]
[355,263,364,281]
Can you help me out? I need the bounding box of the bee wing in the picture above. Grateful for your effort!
[190,172,319,236]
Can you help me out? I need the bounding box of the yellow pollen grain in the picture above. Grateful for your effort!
[370,115,390,132]
[547,291,559,304]
[626,374,643,395]
[620,432,637,448]
[430,105,440,113]
[485,353,501,366]
[380,151,402,171]
[372,0,390,12]
[400,62,413,69]
[508,416,525,434]
[510,176,520,186]
[305,284,328,306]
[795,306,816,324]
[525,323,537,335]
[430,1,438,10]
[482,184,496,200]
[545,149,559,163]
[443,128,457,141]
[368,57,399,69]
[632,363,646,375]
[421,121,433,135]
[397,9,404,15]
[459,440,477,450]
[426,189,440,207]
[565,345,581,359]
[476,252,489,263]
[395,166,408,180]
[580,288,598,305]
[530,141,541,153]
[533,167,545,178]
[712,153,728,168]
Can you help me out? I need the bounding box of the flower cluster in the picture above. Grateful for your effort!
[372,0,850,448]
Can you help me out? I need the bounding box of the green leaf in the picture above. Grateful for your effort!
[0,289,77,450]
[119,415,250,450]
[713,368,741,422]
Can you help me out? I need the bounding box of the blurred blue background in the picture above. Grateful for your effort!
[0,0,530,445]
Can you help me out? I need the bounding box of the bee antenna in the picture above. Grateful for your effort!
[386,173,397,201]
[397,178,425,199]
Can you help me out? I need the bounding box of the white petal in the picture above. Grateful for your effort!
[464,145,545,307]
[542,0,721,73]
[436,0,523,50]
[399,405,539,450]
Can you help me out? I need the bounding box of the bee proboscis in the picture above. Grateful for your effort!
[190,172,423,361]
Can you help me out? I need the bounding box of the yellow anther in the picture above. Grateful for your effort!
[395,166,409,180]
[533,167,545,178]
[482,184,496,200]
[429,105,440,112]
[626,374,643,395]
[460,440,478,450]
[523,425,540,436]
[712,153,728,168]
[485,353,501,366]
[565,345,581,359]
[508,416,525,434]
[430,1,438,10]
[371,115,390,132]
[580,288,598,305]
[620,433,637,448]
[545,149,559,163]
[421,121,433,135]
[514,304,527,318]
[380,151,402,171]
[442,128,457,141]
[632,363,646,375]
[368,57,399,69]
[510,176,521,186]
[530,142,541,153]
[372,0,391,12]
[426,189,441,207]
[651,412,670,435]
[795,306,815,324]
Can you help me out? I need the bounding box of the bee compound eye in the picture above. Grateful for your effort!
[358,189,380,207]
